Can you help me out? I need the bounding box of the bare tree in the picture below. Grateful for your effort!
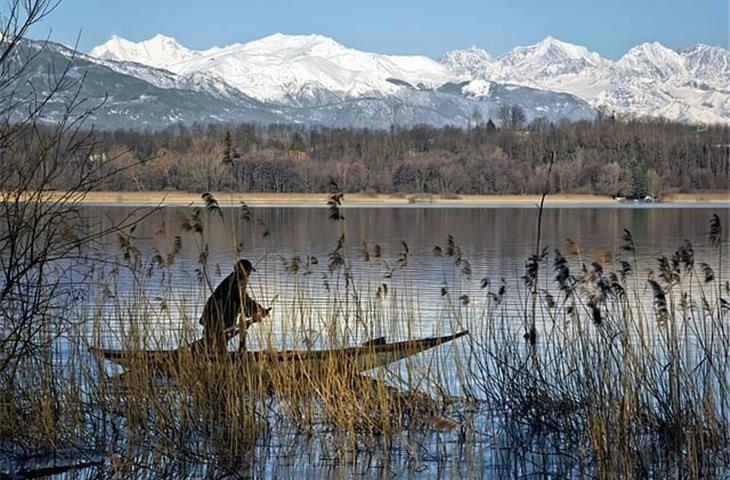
[0,1,147,380]
[497,104,512,129]
[509,105,526,129]
[496,104,526,130]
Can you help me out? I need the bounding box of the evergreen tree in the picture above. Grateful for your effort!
[222,130,234,166]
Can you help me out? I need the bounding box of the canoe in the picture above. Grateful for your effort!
[90,330,468,376]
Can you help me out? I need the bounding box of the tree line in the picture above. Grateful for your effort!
[49,117,730,197]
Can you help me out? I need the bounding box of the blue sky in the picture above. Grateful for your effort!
[32,0,728,59]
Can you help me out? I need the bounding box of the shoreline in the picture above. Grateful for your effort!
[31,191,730,207]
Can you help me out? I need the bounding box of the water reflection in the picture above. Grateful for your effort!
[88,205,728,329]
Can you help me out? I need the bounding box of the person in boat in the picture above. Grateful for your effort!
[199,259,269,353]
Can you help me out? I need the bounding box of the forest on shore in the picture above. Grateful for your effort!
[74,118,729,198]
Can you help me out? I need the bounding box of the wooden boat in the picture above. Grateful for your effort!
[90,330,468,377]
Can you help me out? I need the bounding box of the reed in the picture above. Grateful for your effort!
[462,215,729,478]
[0,204,728,478]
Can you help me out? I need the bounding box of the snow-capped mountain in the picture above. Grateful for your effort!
[47,32,595,129]
[91,33,457,105]
[616,42,686,81]
[681,44,730,89]
[439,46,494,78]
[441,37,730,124]
[87,33,729,126]
[89,34,209,70]
[8,36,593,130]
[86,32,604,124]
[12,32,727,129]
[491,36,611,84]
[6,39,285,129]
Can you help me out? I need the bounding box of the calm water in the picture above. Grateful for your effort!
[87,204,729,348]
[48,204,730,477]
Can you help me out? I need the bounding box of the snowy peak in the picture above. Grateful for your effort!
[615,42,730,87]
[90,33,198,69]
[236,32,345,56]
[438,36,730,124]
[440,36,610,84]
[496,36,609,81]
[514,36,599,61]
[681,43,730,86]
[617,42,686,80]
[90,33,455,103]
[682,43,730,60]
[439,46,494,78]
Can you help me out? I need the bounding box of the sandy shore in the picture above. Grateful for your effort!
[30,191,727,207]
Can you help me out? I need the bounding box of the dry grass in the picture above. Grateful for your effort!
[27,190,634,206]
[30,190,730,207]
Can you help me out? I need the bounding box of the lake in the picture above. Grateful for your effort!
[88,203,728,349]
[8,203,730,478]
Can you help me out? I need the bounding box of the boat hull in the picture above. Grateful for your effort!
[90,331,468,379]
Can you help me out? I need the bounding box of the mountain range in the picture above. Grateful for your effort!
[12,33,730,129]
[441,37,730,124]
